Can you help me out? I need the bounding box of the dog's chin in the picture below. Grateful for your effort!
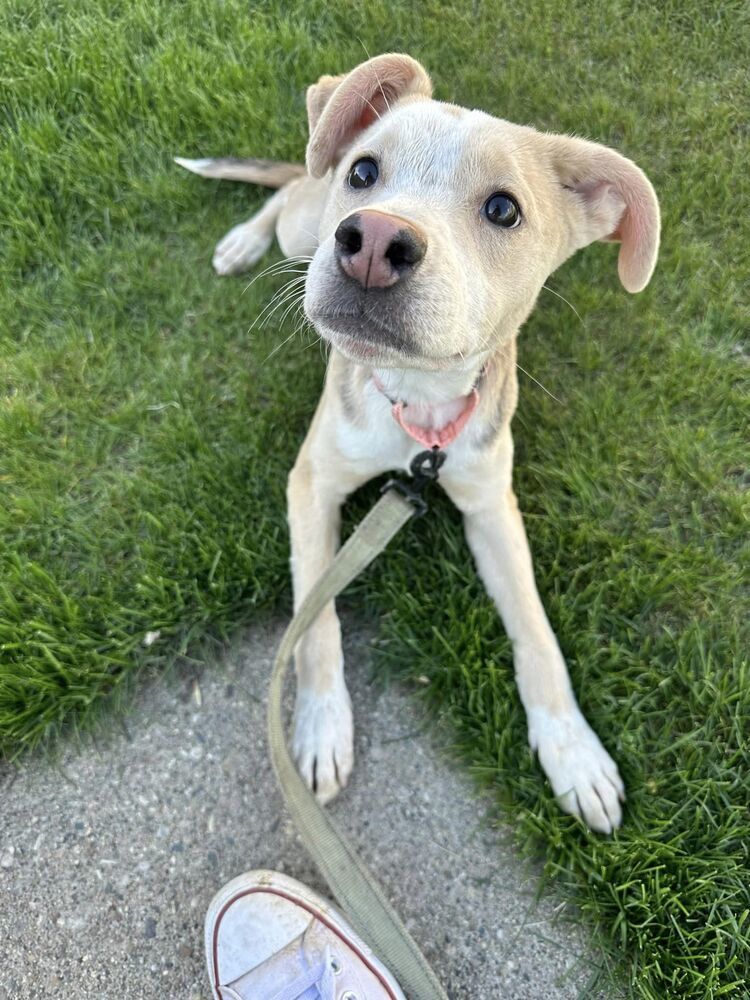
[311,312,465,372]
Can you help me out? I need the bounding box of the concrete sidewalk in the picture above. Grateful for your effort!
[1,620,606,998]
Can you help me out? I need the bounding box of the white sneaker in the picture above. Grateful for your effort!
[205,870,407,999]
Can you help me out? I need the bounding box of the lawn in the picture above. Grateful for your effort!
[1,0,748,996]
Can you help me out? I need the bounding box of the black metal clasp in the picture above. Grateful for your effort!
[381,447,446,516]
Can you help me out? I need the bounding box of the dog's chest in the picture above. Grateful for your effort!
[334,380,477,476]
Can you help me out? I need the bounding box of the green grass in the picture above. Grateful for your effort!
[1,0,748,995]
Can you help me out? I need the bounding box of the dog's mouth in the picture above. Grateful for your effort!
[311,310,466,370]
[310,310,417,362]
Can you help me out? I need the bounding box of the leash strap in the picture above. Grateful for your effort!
[267,451,448,1000]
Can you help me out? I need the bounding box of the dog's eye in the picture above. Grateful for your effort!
[348,158,379,189]
[483,192,521,228]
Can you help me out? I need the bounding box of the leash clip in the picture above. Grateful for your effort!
[381,447,446,516]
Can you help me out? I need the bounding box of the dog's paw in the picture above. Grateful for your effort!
[212,222,273,275]
[527,706,625,834]
[292,680,354,805]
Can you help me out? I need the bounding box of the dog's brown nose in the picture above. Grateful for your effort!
[334,211,426,289]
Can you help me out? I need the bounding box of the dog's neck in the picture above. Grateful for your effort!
[366,354,489,447]
[372,355,487,407]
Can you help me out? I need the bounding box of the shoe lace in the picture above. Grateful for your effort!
[268,944,338,1000]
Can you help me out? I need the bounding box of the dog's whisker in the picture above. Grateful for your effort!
[261,287,304,330]
[262,271,308,295]
[474,331,493,354]
[371,67,391,114]
[250,274,307,324]
[243,260,311,300]
[352,89,382,122]
[258,278,307,322]
[292,321,310,347]
[259,306,312,365]
[258,299,311,362]
[296,321,320,354]
[297,225,320,247]
[275,290,307,330]
[300,335,323,357]
[249,277,307,334]
[541,283,585,327]
[515,362,563,404]
[257,285,307,333]
[241,256,313,295]
[259,328,302,365]
[291,302,310,335]
[255,262,311,280]
[484,338,562,404]
[244,254,312,283]
[355,38,392,115]
[255,268,309,288]
[241,267,306,298]
[250,269,308,294]
[245,259,311,285]
[357,36,373,61]
[302,334,322,353]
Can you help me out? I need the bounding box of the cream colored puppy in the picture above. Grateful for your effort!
[177,54,659,834]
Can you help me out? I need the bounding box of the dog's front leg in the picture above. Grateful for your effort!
[443,436,624,833]
[286,414,368,804]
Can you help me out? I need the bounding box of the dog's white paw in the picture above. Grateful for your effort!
[292,680,354,805]
[527,706,625,834]
[212,222,273,275]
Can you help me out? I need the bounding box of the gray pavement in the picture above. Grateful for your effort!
[1,619,608,998]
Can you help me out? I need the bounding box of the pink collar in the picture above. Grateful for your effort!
[372,373,481,449]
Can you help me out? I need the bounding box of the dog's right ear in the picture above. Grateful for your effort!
[306,54,432,178]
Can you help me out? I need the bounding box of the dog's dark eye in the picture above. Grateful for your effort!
[483,192,521,228]
[348,158,379,189]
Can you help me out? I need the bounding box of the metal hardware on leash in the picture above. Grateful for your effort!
[381,447,447,516]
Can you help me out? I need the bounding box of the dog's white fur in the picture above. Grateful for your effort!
[179,54,659,834]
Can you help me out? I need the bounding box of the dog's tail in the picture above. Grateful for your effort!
[174,156,306,189]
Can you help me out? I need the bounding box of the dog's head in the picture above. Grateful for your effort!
[303,54,660,371]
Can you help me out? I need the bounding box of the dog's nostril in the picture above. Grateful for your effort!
[385,231,426,272]
[334,218,362,255]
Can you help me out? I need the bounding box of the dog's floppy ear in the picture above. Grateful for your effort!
[545,134,660,293]
[306,54,432,178]
[306,73,346,134]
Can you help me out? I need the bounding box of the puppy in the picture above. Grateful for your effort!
[178,54,659,833]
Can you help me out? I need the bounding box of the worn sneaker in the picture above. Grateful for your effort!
[205,869,407,999]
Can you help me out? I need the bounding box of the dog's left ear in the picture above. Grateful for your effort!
[544,134,660,292]
[306,54,432,178]
[306,73,347,135]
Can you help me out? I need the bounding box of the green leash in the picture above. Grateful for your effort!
[267,450,449,1000]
